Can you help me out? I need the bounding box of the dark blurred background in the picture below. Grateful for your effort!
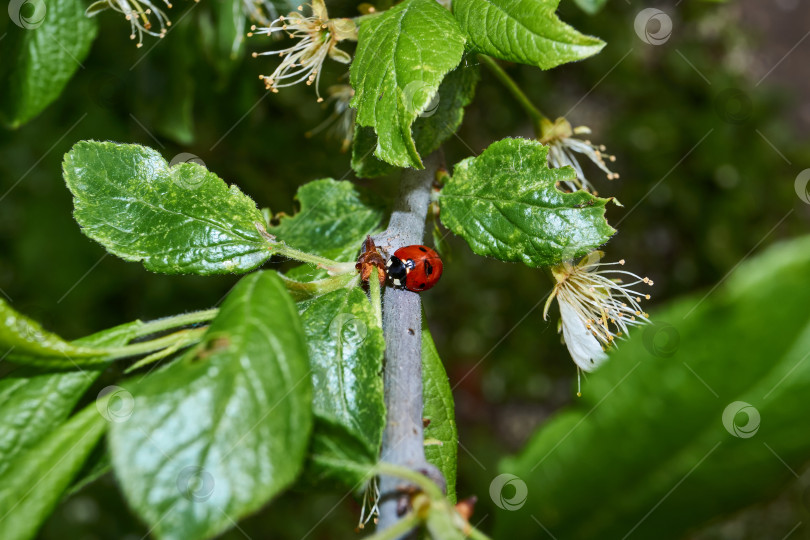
[1,0,809,538]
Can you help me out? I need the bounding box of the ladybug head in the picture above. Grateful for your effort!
[385,256,409,288]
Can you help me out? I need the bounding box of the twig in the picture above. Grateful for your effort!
[374,151,446,536]
[478,54,548,136]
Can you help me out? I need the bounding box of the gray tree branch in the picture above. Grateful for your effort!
[374,150,445,535]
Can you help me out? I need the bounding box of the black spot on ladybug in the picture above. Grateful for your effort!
[424,261,433,276]
[418,246,428,252]
[419,283,426,289]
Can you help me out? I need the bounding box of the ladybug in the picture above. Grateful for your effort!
[386,245,443,292]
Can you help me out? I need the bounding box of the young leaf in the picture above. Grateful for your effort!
[350,0,466,168]
[270,178,384,281]
[108,271,312,540]
[0,0,98,127]
[299,288,385,487]
[352,62,480,179]
[422,328,458,504]
[452,0,604,69]
[439,138,615,267]
[0,299,115,365]
[494,236,810,539]
[0,402,107,540]
[63,141,272,275]
[270,179,384,262]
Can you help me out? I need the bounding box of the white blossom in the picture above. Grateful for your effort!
[249,0,356,101]
[544,252,652,373]
[540,117,619,194]
[85,0,185,47]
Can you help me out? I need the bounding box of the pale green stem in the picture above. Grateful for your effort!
[478,54,548,136]
[369,268,383,328]
[362,513,421,540]
[124,328,205,373]
[103,327,207,361]
[374,462,444,500]
[279,272,357,302]
[133,309,218,338]
[275,243,357,275]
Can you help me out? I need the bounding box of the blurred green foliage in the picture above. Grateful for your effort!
[1,0,808,537]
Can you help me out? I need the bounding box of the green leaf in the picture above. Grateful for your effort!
[0,0,98,127]
[270,179,384,281]
[350,0,467,168]
[352,62,480,179]
[63,141,272,275]
[299,288,385,487]
[572,0,608,15]
[351,127,399,179]
[0,320,142,477]
[494,236,810,539]
[0,402,107,540]
[0,369,94,478]
[108,271,312,540]
[452,0,604,69]
[439,138,615,267]
[422,328,458,503]
[0,299,116,364]
[66,444,110,496]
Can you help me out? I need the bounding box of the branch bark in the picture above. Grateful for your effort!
[374,151,445,535]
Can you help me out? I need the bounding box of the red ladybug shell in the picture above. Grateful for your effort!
[392,245,443,292]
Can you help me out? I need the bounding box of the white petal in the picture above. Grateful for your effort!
[559,301,609,372]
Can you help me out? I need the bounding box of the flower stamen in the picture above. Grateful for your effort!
[544,251,652,372]
[540,117,619,194]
